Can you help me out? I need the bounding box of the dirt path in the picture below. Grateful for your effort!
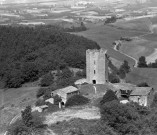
[44,106,100,126]
[113,40,138,68]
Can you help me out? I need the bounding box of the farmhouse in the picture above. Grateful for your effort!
[112,83,154,106]
[129,87,154,107]
[51,86,80,104]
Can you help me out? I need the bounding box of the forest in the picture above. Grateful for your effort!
[0,25,99,88]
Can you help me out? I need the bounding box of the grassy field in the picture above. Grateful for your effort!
[0,86,39,133]
[126,68,157,90]
[120,38,156,60]
[111,18,151,32]
[74,23,147,67]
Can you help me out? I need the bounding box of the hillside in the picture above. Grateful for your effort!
[126,68,157,89]
[0,25,99,88]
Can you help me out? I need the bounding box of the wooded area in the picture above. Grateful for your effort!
[0,25,99,88]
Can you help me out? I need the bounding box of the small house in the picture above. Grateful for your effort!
[129,87,154,107]
[51,86,80,104]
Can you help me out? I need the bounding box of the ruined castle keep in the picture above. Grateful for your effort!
[86,49,108,84]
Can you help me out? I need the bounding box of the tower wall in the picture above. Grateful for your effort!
[86,49,108,84]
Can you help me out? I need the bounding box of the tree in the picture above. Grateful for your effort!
[40,72,54,87]
[21,106,33,127]
[118,68,126,79]
[120,60,130,73]
[100,89,118,106]
[138,56,148,68]
[100,101,139,134]
[108,73,120,83]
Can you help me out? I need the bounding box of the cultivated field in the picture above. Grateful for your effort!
[74,23,147,67]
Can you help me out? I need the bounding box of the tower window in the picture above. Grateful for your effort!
[94,60,96,65]
[94,70,96,74]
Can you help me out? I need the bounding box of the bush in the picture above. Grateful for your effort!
[65,95,89,107]
[100,89,118,106]
[35,99,46,107]
[137,82,149,87]
[8,108,46,135]
[108,73,120,83]
[36,87,47,98]
[40,73,54,87]
[100,101,139,134]
[151,92,157,108]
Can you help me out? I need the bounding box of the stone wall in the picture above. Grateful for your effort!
[86,49,108,84]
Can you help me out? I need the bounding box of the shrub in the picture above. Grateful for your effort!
[85,122,117,135]
[100,89,118,106]
[53,95,62,105]
[100,101,139,134]
[108,73,120,83]
[35,99,46,107]
[151,92,157,108]
[8,119,31,135]
[137,82,149,87]
[8,109,47,135]
[21,106,33,127]
[40,73,54,87]
[65,95,89,107]
[36,87,47,98]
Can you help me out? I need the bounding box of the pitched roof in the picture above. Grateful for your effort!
[53,86,78,95]
[130,87,153,96]
[112,83,136,90]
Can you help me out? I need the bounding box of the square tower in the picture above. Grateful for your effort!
[86,49,108,84]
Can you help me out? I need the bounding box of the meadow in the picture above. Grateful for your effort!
[75,23,147,67]
[126,68,157,90]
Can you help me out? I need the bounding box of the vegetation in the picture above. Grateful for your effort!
[137,82,149,87]
[108,59,130,80]
[118,60,130,79]
[100,89,118,106]
[151,92,157,108]
[100,101,139,135]
[104,16,117,24]
[138,56,148,68]
[65,95,89,107]
[50,118,117,135]
[108,72,120,83]
[40,72,54,87]
[8,106,47,135]
[0,25,99,88]
[64,22,87,32]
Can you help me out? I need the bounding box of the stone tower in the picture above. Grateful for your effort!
[86,49,108,84]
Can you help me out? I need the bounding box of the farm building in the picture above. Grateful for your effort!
[51,86,80,104]
[129,87,154,107]
[112,83,154,106]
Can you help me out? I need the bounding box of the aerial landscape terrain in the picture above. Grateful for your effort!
[1,0,157,135]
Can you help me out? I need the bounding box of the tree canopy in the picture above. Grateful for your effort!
[0,25,99,88]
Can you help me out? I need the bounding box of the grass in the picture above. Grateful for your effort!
[50,118,98,135]
[0,86,39,133]
[111,18,151,32]
[126,68,157,90]
[120,39,156,60]
[74,23,147,68]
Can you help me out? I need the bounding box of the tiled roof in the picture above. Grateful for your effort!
[130,87,153,96]
[53,86,78,95]
[112,83,136,90]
